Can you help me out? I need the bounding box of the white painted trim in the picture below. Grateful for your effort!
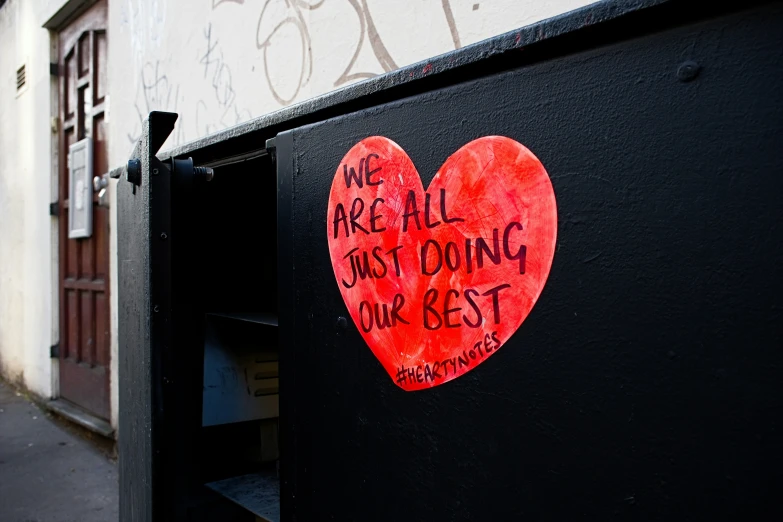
[49,28,60,400]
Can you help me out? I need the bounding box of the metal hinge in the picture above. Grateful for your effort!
[49,201,59,216]
[49,63,59,77]
[50,342,59,358]
[265,137,277,165]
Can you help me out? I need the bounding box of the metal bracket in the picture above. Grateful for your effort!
[50,342,59,358]
[49,201,59,216]
[170,157,216,190]
[122,111,179,192]
[265,137,277,165]
[126,159,141,186]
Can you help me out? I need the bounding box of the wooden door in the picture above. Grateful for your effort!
[57,0,110,420]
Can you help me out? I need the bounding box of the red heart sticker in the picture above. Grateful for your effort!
[327,136,557,391]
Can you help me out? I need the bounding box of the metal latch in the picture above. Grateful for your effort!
[93,173,109,208]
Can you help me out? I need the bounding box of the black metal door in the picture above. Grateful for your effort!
[117,113,206,522]
[276,3,783,520]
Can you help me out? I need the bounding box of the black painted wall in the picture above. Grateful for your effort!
[278,3,782,521]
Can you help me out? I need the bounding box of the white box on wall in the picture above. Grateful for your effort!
[68,137,93,239]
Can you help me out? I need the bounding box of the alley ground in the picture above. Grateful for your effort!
[0,380,118,522]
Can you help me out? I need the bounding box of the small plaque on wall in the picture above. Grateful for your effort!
[68,137,93,239]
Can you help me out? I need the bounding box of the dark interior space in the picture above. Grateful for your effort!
[187,153,280,521]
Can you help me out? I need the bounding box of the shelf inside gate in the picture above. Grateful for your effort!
[206,470,280,522]
[203,312,279,427]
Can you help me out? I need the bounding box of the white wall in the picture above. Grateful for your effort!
[107,0,599,165]
[0,0,59,397]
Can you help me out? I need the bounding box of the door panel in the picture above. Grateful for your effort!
[277,4,783,520]
[94,31,107,103]
[58,0,110,420]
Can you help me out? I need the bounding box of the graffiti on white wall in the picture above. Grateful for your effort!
[116,0,597,153]
[197,22,253,136]
[127,61,183,145]
[256,0,402,104]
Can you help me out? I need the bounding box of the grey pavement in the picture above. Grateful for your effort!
[0,381,118,522]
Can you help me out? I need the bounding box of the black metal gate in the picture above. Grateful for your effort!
[117,1,783,521]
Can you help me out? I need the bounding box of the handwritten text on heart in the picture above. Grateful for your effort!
[327,136,557,391]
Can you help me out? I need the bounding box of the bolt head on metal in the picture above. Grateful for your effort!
[152,168,159,176]
[126,159,141,186]
[677,61,701,82]
[194,166,215,182]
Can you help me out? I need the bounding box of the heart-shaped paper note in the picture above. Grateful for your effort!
[327,136,557,391]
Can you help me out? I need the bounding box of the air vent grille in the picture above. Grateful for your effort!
[16,65,26,91]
